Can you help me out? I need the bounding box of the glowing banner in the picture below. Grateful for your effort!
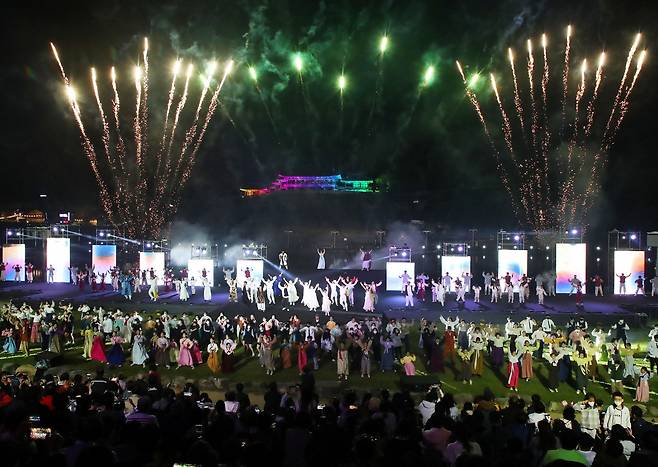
[386,261,415,291]
[139,252,166,285]
[187,259,214,286]
[555,243,587,294]
[441,256,472,290]
[92,245,116,284]
[498,249,528,292]
[46,238,71,283]
[1,244,25,281]
[614,250,645,295]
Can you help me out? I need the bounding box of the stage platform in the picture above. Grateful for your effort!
[1,277,656,328]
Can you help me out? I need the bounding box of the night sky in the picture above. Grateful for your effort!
[1,0,656,234]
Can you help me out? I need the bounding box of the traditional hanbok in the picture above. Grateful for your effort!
[280,345,292,369]
[636,372,650,402]
[262,339,276,374]
[221,339,236,373]
[401,354,417,376]
[90,334,107,362]
[321,289,331,314]
[2,332,17,354]
[490,336,505,367]
[179,282,190,301]
[337,348,349,378]
[178,337,194,367]
[297,342,308,373]
[30,315,41,343]
[191,340,203,365]
[573,354,590,391]
[380,339,395,371]
[471,342,485,376]
[363,285,375,312]
[547,353,561,391]
[306,286,319,311]
[203,280,212,301]
[155,337,170,367]
[131,334,149,366]
[507,352,520,389]
[107,336,125,366]
[317,251,325,269]
[207,342,220,374]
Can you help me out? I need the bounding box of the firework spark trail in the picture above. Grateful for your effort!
[602,33,642,145]
[583,36,642,215]
[66,86,115,224]
[133,66,144,179]
[49,43,68,84]
[141,38,149,161]
[51,44,115,223]
[584,52,606,137]
[540,34,551,214]
[490,74,515,160]
[563,60,588,225]
[170,62,233,213]
[156,59,181,177]
[526,39,543,224]
[172,73,213,183]
[165,64,193,168]
[559,25,572,137]
[457,61,521,219]
[490,74,532,222]
[614,49,646,134]
[508,49,529,148]
[110,67,127,172]
[91,68,112,168]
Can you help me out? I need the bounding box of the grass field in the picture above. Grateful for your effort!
[2,299,657,418]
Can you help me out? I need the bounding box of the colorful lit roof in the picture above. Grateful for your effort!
[241,174,377,197]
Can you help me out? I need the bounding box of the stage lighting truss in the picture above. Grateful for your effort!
[497,231,526,250]
[143,240,167,252]
[4,225,79,245]
[608,230,643,251]
[388,245,412,262]
[95,229,119,245]
[442,242,469,257]
[241,243,267,259]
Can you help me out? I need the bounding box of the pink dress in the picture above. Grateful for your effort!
[507,362,520,388]
[90,335,107,362]
[178,338,194,367]
[191,341,203,364]
[403,357,416,376]
[636,374,650,402]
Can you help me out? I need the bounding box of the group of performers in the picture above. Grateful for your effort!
[220,266,384,314]
[0,299,654,403]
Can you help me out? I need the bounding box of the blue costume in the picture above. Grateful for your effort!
[120,273,133,299]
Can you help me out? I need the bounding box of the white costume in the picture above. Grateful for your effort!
[148,276,159,301]
[203,279,212,301]
[317,249,325,270]
[404,283,415,307]
[263,277,276,304]
[473,285,481,303]
[320,287,331,315]
[179,280,190,301]
[442,274,452,293]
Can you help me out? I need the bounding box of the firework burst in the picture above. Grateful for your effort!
[458,28,646,231]
[50,40,233,238]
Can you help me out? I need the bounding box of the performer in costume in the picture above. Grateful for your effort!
[317,248,326,269]
[507,349,520,391]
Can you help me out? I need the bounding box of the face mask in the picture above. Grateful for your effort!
[588,401,595,407]
[614,400,622,407]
